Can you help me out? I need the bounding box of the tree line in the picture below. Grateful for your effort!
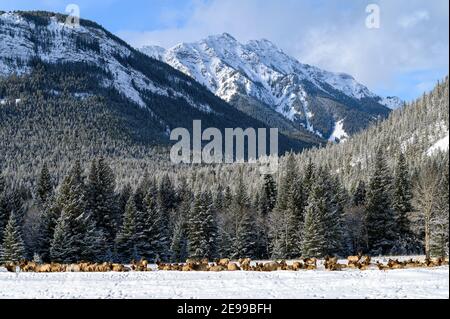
[1,148,448,264]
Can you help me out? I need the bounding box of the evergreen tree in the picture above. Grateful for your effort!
[50,209,76,263]
[170,217,188,262]
[36,163,53,203]
[392,153,413,236]
[301,182,328,258]
[285,176,307,258]
[36,199,60,262]
[50,161,87,262]
[154,175,174,261]
[0,187,8,241]
[352,181,367,207]
[82,215,110,262]
[232,209,257,259]
[431,162,449,257]
[86,157,118,242]
[277,153,297,211]
[260,174,277,216]
[365,149,396,255]
[187,192,217,260]
[0,211,26,263]
[115,196,139,262]
[326,174,345,256]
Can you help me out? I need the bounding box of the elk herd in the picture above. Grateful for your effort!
[2,256,448,273]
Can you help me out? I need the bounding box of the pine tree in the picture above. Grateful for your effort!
[277,153,297,211]
[260,174,277,216]
[50,161,87,262]
[431,161,449,257]
[170,217,188,262]
[154,175,174,261]
[36,163,53,203]
[50,209,76,263]
[352,181,367,207]
[326,174,345,256]
[392,153,413,236]
[86,157,118,243]
[301,183,327,258]
[82,215,110,262]
[365,149,396,255]
[187,193,211,260]
[0,211,25,263]
[187,192,217,260]
[36,199,60,262]
[0,187,8,241]
[230,170,251,243]
[115,196,139,262]
[285,176,307,258]
[232,209,257,259]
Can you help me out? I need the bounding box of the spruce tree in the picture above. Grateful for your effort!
[154,175,174,261]
[301,183,328,258]
[170,217,188,262]
[392,153,413,236]
[82,215,109,262]
[365,149,396,255]
[0,211,25,263]
[86,157,118,243]
[277,153,297,211]
[232,209,257,259]
[37,163,53,203]
[431,162,449,257]
[352,181,367,207]
[285,176,307,258]
[260,174,277,216]
[36,199,60,262]
[50,210,75,263]
[0,189,8,241]
[326,174,345,256]
[187,193,210,260]
[51,161,87,262]
[115,196,139,262]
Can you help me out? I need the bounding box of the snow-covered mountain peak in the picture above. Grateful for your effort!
[141,33,397,139]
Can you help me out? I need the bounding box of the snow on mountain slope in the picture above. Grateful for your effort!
[427,132,449,156]
[142,34,397,139]
[0,12,208,112]
[382,96,404,110]
[329,120,349,143]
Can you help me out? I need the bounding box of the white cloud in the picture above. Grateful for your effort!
[117,0,448,100]
[399,10,430,28]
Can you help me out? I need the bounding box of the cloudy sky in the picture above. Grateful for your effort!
[1,0,448,101]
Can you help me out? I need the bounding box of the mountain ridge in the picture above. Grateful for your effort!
[142,33,403,140]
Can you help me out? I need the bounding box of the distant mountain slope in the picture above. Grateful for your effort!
[0,11,322,181]
[142,34,401,141]
[293,77,449,189]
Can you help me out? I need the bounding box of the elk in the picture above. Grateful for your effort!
[227,263,240,271]
[239,258,252,271]
[208,265,227,272]
[262,261,279,272]
[216,258,230,267]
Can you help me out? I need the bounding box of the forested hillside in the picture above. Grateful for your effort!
[0,79,448,263]
[0,11,319,185]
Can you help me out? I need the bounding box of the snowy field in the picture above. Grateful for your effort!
[1,265,448,299]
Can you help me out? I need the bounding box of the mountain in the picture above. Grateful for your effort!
[292,77,449,189]
[142,33,402,141]
[0,11,321,181]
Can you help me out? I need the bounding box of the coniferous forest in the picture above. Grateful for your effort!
[0,10,448,264]
[0,142,448,264]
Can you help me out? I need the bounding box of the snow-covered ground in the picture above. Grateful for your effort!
[1,266,448,299]
[427,132,449,156]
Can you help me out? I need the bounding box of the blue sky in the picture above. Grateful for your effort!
[1,0,448,101]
